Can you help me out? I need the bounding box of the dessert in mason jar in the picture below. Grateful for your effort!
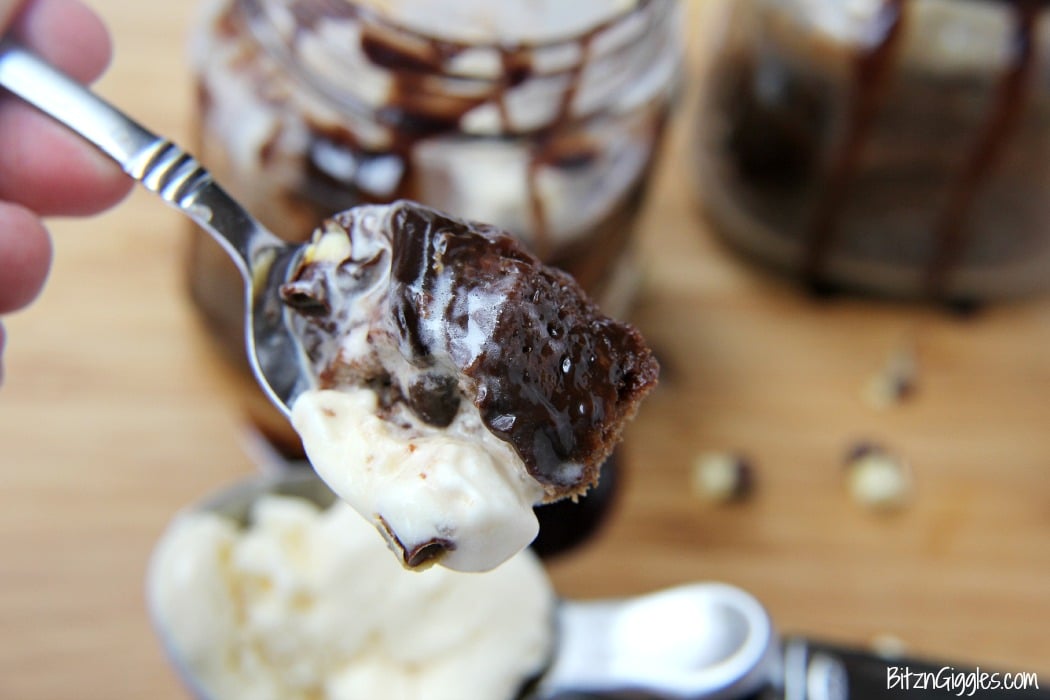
[148,491,555,700]
[187,0,682,367]
[281,201,660,572]
[695,0,1050,301]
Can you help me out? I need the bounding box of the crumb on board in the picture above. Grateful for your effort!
[870,633,909,659]
[862,337,919,410]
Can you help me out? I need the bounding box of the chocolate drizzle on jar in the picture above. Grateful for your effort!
[703,0,1050,301]
[802,0,906,293]
[231,0,668,275]
[807,0,1044,297]
[925,1,1040,296]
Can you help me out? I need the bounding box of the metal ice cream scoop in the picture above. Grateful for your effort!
[0,40,311,418]
[530,582,777,700]
[149,471,778,700]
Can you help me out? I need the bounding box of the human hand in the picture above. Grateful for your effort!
[0,0,131,380]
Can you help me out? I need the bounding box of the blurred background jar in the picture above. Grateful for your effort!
[187,0,681,364]
[694,0,1050,302]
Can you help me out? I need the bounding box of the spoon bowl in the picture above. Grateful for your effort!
[0,39,313,417]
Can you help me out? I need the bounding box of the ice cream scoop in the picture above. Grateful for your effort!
[147,471,778,700]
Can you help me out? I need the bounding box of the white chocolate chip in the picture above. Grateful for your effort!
[845,445,912,510]
[691,452,753,503]
[305,225,353,264]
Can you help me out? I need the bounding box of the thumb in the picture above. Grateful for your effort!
[1,0,28,33]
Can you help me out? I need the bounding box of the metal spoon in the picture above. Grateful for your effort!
[0,39,310,418]
[150,471,779,700]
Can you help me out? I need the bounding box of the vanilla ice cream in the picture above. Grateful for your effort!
[292,388,545,572]
[148,492,555,700]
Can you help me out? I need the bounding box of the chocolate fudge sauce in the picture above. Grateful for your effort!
[282,202,660,493]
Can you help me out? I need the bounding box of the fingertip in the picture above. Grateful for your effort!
[11,0,114,84]
[1,0,131,215]
[0,201,53,313]
[0,101,133,216]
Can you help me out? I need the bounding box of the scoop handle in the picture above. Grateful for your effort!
[535,582,778,699]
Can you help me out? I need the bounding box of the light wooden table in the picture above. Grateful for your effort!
[1,2,1048,698]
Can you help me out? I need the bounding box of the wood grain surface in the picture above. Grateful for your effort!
[1,2,1048,698]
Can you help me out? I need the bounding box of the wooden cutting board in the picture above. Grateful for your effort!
[1,2,1047,698]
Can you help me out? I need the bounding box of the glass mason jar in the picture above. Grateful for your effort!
[187,0,681,362]
[694,0,1050,301]
[183,0,679,550]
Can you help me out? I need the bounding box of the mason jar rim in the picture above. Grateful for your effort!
[242,0,671,81]
[250,0,661,56]
[236,0,680,135]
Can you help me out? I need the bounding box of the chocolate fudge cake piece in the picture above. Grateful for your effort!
[280,200,658,571]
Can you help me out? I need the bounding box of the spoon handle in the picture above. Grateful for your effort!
[0,38,282,276]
